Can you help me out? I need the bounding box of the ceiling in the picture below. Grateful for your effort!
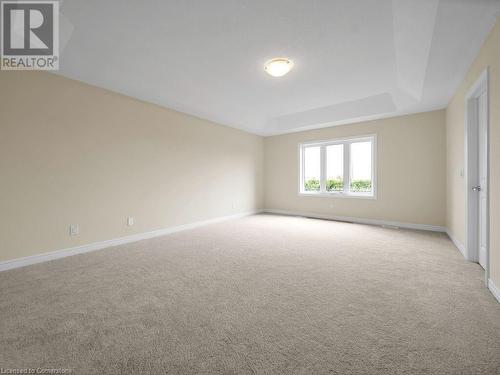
[55,0,500,136]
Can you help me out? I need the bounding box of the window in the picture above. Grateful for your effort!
[300,135,376,198]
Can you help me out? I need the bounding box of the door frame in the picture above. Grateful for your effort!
[464,67,490,284]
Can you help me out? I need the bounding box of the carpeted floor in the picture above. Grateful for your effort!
[0,214,499,374]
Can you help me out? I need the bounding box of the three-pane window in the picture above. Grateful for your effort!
[300,135,376,197]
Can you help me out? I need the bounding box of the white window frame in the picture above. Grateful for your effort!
[298,134,377,199]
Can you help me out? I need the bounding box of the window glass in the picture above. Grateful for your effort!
[349,141,372,193]
[303,146,320,191]
[326,144,343,192]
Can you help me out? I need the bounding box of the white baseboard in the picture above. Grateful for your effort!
[446,230,467,259]
[264,209,446,232]
[0,210,262,272]
[488,279,500,303]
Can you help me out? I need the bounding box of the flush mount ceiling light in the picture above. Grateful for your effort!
[264,58,294,77]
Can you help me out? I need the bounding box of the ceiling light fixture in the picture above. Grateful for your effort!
[264,58,294,77]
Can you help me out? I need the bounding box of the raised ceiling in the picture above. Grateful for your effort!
[56,0,500,135]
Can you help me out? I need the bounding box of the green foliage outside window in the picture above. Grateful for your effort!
[304,178,320,191]
[304,179,372,193]
[350,179,372,192]
[326,179,343,191]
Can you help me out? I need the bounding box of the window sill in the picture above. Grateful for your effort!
[298,192,377,200]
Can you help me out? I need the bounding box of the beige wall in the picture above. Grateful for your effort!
[0,72,264,262]
[264,110,446,227]
[446,18,500,285]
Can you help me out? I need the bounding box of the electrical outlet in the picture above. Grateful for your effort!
[127,217,134,226]
[69,224,79,236]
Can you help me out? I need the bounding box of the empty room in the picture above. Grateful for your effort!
[1,0,500,374]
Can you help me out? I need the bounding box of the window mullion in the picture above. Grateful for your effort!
[300,146,304,193]
[343,142,350,194]
[320,145,326,193]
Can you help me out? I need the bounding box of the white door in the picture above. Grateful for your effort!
[477,91,488,269]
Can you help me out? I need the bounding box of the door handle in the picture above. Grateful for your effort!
[472,186,482,191]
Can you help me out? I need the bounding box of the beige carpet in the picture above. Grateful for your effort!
[0,214,499,374]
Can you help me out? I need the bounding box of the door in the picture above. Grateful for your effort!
[466,68,489,283]
[477,91,487,269]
